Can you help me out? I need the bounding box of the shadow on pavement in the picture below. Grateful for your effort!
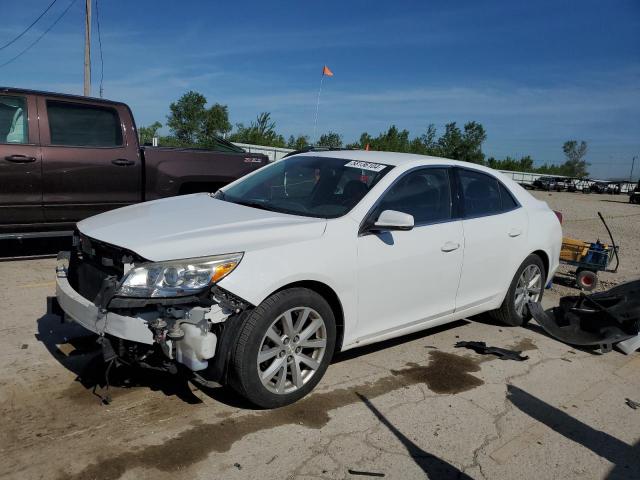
[506,385,640,479]
[357,393,472,479]
[333,320,470,363]
[0,236,71,259]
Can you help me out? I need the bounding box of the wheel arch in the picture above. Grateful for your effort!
[272,280,345,353]
[531,249,550,279]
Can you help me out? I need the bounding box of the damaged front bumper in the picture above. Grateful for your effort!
[56,252,155,345]
[55,251,236,373]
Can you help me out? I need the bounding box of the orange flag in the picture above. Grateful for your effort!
[322,65,334,77]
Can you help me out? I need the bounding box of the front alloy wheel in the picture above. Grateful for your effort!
[257,307,327,395]
[230,288,336,408]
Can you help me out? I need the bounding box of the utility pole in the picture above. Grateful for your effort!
[83,0,91,96]
[631,156,637,183]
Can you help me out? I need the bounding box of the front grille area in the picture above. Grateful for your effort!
[68,233,142,303]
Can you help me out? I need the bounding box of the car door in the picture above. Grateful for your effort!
[38,97,140,223]
[355,167,464,341]
[454,168,528,313]
[0,93,43,225]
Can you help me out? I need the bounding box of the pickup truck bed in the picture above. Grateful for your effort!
[0,87,268,237]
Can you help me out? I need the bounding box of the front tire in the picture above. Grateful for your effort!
[229,288,336,408]
[490,254,546,326]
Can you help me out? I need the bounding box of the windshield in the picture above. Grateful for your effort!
[219,155,393,218]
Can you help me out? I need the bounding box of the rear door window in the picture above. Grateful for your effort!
[0,95,28,144]
[47,100,123,147]
[458,169,502,217]
[499,182,519,211]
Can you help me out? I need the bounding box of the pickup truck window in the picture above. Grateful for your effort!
[0,95,28,144]
[47,100,123,147]
[221,155,392,218]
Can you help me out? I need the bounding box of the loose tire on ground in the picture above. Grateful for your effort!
[576,269,598,291]
[490,254,546,327]
[229,287,336,408]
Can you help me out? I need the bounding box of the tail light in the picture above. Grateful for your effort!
[553,210,563,224]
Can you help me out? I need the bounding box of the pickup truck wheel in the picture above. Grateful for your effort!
[230,288,336,408]
[490,254,545,327]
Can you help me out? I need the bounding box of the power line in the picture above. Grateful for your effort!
[0,0,78,69]
[94,0,104,97]
[0,0,59,51]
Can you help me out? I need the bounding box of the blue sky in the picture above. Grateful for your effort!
[1,0,639,179]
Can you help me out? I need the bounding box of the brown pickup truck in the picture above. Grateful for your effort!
[0,87,268,238]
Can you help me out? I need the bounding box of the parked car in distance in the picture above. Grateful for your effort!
[630,181,640,204]
[533,176,569,191]
[589,181,610,194]
[53,151,562,407]
[0,87,268,238]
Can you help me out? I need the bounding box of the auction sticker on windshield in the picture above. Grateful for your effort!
[344,160,388,172]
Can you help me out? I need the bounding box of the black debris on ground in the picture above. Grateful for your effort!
[454,341,529,361]
[625,398,640,410]
[348,469,385,477]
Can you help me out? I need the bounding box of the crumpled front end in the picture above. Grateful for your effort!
[54,233,251,379]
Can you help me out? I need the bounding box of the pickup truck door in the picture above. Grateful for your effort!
[37,97,141,222]
[0,93,43,225]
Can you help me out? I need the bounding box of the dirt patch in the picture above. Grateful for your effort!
[61,351,485,480]
[509,337,537,352]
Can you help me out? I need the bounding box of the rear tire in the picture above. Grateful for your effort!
[490,254,546,327]
[229,288,336,408]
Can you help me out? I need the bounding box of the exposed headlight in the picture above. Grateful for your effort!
[117,253,243,298]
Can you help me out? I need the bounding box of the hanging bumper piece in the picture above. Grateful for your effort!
[528,280,640,354]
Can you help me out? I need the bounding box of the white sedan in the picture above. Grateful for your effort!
[55,150,562,407]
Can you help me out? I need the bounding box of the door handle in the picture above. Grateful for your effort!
[508,228,522,237]
[112,158,135,166]
[441,241,460,252]
[5,154,36,163]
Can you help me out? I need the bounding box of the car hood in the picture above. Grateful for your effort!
[77,193,327,261]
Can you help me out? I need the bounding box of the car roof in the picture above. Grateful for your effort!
[294,149,473,168]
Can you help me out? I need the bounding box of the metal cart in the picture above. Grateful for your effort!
[559,212,619,291]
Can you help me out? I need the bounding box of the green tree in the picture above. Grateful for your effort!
[562,140,589,177]
[229,112,286,147]
[287,134,310,150]
[435,121,486,163]
[165,91,232,147]
[198,104,232,146]
[138,121,162,145]
[317,131,343,148]
[166,91,207,144]
[419,124,439,155]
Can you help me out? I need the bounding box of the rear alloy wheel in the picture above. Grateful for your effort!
[230,288,336,408]
[490,254,545,326]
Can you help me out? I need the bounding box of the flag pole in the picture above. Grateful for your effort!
[313,72,324,143]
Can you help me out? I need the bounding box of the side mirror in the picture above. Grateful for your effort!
[371,210,414,232]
